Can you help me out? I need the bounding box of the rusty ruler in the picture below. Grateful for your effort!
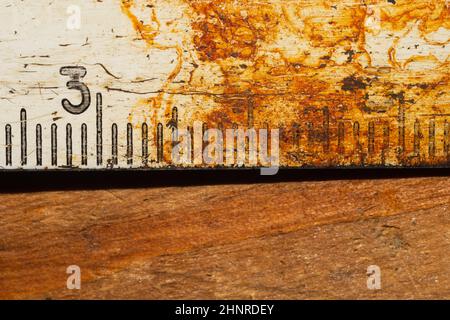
[0,0,449,170]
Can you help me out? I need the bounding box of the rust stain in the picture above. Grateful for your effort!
[120,0,449,167]
[121,0,183,126]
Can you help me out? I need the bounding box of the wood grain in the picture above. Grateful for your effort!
[0,176,449,299]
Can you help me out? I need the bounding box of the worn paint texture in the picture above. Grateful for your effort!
[0,0,449,168]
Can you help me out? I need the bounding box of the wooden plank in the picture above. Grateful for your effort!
[0,176,449,299]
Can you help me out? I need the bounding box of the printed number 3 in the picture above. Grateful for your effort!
[60,66,91,114]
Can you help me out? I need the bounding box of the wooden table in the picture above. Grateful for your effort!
[0,170,449,299]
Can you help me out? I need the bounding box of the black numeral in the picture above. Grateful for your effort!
[60,66,91,115]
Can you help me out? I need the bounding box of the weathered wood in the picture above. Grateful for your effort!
[0,176,449,299]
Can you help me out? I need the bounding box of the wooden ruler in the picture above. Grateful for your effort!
[0,0,449,170]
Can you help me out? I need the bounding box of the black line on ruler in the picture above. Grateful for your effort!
[414,118,420,156]
[398,104,405,157]
[382,123,390,165]
[172,107,178,138]
[337,122,344,154]
[157,123,163,163]
[51,123,57,166]
[81,123,87,166]
[97,92,103,166]
[112,123,118,165]
[307,122,313,147]
[353,121,360,151]
[202,123,208,154]
[353,121,364,164]
[20,108,27,166]
[171,107,178,148]
[142,123,148,165]
[188,125,194,162]
[429,119,435,157]
[5,124,12,166]
[444,120,449,159]
[66,123,72,167]
[292,123,300,147]
[323,107,330,153]
[36,124,42,166]
[263,122,270,159]
[248,97,254,128]
[218,122,224,150]
[127,123,133,165]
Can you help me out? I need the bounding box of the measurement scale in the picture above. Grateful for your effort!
[1,0,448,170]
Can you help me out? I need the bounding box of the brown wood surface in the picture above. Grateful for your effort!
[0,175,449,299]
